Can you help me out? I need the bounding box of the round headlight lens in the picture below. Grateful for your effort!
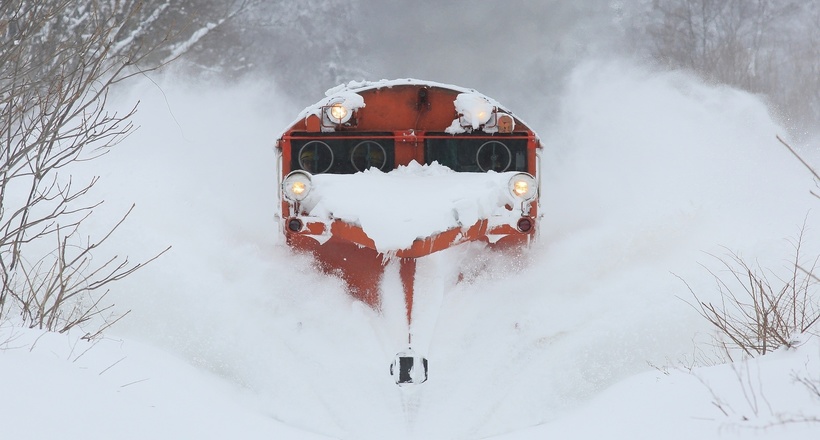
[509,173,537,201]
[513,180,529,196]
[283,171,312,201]
[291,181,307,196]
[329,103,347,120]
[326,101,352,124]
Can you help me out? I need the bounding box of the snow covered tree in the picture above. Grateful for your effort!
[149,0,368,99]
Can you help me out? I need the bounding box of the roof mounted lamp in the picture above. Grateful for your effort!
[454,93,496,131]
[324,100,353,126]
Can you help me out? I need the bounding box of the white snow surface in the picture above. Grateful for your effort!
[3,61,820,439]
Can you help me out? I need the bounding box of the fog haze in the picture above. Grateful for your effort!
[350,1,619,122]
[78,0,811,138]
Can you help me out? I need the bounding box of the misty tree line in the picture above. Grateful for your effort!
[625,0,820,135]
[1,0,364,97]
[106,0,820,135]
[3,0,817,130]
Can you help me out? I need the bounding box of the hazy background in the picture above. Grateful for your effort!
[101,0,817,141]
[352,0,618,120]
[7,0,817,137]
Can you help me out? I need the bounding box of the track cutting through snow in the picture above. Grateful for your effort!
[79,61,818,439]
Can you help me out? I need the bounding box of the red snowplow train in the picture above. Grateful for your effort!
[275,79,541,385]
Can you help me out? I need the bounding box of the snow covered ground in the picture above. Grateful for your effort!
[2,61,820,439]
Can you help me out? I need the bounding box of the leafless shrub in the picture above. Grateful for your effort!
[794,373,820,402]
[679,226,820,359]
[692,356,820,427]
[779,135,820,200]
[0,1,172,337]
[12,206,168,339]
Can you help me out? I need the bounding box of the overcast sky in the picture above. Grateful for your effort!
[351,1,623,122]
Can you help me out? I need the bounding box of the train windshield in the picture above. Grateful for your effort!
[290,133,395,174]
[424,134,528,173]
[289,133,529,174]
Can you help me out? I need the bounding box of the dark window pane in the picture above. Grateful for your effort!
[425,134,528,172]
[290,133,394,174]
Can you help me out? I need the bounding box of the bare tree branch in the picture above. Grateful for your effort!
[0,1,173,336]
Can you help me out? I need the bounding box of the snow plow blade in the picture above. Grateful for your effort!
[390,350,428,385]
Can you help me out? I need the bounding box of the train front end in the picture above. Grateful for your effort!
[275,79,541,384]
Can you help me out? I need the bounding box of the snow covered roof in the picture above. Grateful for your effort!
[322,78,503,104]
[279,78,526,137]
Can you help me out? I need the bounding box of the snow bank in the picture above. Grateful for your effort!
[0,325,332,439]
[503,337,820,440]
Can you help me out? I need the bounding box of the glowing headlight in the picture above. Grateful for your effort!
[326,101,352,124]
[509,173,537,201]
[283,171,312,201]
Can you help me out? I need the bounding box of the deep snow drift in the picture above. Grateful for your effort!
[2,61,819,439]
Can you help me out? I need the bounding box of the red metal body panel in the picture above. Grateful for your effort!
[276,81,541,328]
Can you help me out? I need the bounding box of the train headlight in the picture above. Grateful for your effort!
[283,171,312,201]
[455,93,495,129]
[509,173,537,201]
[326,101,352,124]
